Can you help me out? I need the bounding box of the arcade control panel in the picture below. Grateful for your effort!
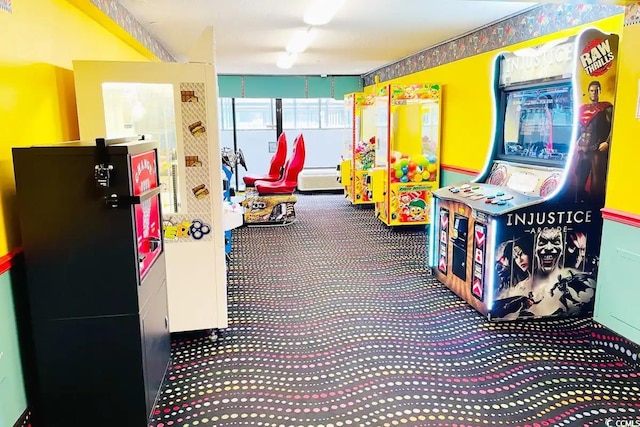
[433,183,542,215]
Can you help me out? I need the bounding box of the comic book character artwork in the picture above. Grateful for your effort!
[572,81,614,205]
[491,226,598,321]
[550,270,596,315]
[491,292,543,320]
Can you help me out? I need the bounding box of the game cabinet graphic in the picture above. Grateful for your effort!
[131,150,163,279]
[489,204,601,321]
[390,184,432,224]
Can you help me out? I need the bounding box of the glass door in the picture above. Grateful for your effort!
[102,83,181,216]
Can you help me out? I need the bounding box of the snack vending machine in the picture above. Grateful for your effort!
[72,60,228,333]
[13,137,170,426]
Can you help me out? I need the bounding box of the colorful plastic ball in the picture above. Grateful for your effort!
[400,176,409,183]
[428,156,437,163]
[427,163,437,173]
[401,154,409,159]
[413,174,423,182]
[407,171,415,180]
[395,169,404,179]
[400,158,409,167]
[408,161,417,171]
[390,155,397,164]
[422,171,430,180]
[401,166,408,174]
[429,172,437,181]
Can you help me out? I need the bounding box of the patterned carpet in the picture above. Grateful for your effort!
[149,194,640,427]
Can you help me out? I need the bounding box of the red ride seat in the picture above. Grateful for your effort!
[243,132,288,187]
[255,134,306,195]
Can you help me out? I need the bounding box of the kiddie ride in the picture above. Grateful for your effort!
[221,147,246,256]
[429,28,619,321]
[241,132,306,226]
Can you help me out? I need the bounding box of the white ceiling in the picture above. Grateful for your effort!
[119,0,539,75]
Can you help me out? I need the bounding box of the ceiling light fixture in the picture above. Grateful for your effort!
[276,52,296,69]
[303,0,346,26]
[286,27,317,54]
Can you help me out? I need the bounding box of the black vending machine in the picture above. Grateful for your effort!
[13,137,171,426]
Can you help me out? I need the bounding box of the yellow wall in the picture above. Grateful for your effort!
[364,15,624,173]
[603,22,640,215]
[0,0,151,256]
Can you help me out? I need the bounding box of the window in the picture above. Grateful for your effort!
[321,98,346,129]
[283,99,320,129]
[217,97,346,130]
[234,98,276,130]
[218,98,233,130]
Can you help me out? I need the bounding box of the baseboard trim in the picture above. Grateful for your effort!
[13,408,31,427]
[440,164,479,176]
[601,208,640,228]
[0,247,22,276]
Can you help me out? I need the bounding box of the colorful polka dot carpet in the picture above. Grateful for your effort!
[149,194,640,427]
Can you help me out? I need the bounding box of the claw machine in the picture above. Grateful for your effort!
[73,60,227,333]
[371,84,442,225]
[340,92,377,204]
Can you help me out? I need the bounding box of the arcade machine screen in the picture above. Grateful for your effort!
[487,83,573,196]
[502,83,573,162]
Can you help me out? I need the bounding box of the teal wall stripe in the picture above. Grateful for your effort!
[0,269,27,427]
[243,76,307,99]
[218,75,243,98]
[441,169,475,187]
[307,76,332,98]
[218,75,361,99]
[333,76,363,98]
[594,219,640,346]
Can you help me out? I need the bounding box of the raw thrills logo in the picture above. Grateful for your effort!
[506,210,593,227]
[580,39,614,77]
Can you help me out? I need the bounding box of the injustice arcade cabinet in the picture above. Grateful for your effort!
[430,28,619,321]
[13,137,170,426]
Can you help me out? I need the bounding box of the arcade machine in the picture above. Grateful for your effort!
[242,133,306,226]
[371,83,442,226]
[429,28,619,321]
[339,92,377,204]
[221,147,246,257]
[72,60,228,334]
[13,136,170,426]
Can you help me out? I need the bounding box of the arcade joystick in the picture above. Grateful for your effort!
[497,200,507,205]
[496,191,505,196]
[485,199,493,204]
[451,188,460,193]
[486,195,495,199]
[460,184,471,189]
[471,185,480,190]
[500,196,513,201]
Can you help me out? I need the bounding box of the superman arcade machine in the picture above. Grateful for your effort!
[13,137,170,426]
[429,28,619,321]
